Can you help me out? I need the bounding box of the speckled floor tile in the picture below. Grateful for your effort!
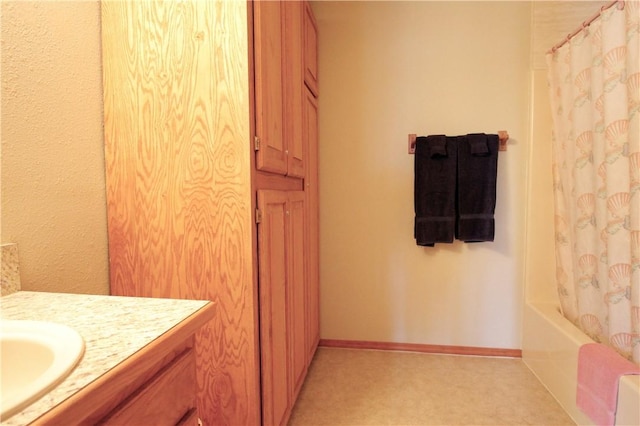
[289,347,575,426]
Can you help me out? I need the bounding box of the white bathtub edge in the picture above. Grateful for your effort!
[523,302,640,426]
[616,375,640,426]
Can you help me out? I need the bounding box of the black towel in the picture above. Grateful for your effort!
[456,133,499,242]
[414,135,458,246]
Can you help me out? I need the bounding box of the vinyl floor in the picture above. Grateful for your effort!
[288,347,575,425]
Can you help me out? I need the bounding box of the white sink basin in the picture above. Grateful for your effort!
[1,320,85,419]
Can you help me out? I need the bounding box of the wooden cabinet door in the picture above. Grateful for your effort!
[257,190,306,425]
[254,1,287,175]
[257,190,290,426]
[304,87,320,361]
[283,1,305,179]
[288,191,307,397]
[102,349,196,426]
[303,2,318,97]
[255,0,307,179]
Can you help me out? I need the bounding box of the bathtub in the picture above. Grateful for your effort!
[523,302,640,426]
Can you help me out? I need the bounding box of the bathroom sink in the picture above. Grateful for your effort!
[0,320,85,419]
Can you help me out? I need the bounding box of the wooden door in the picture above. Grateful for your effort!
[257,190,290,426]
[288,191,307,397]
[257,190,306,425]
[304,87,320,361]
[283,1,305,179]
[254,0,287,175]
[303,2,318,97]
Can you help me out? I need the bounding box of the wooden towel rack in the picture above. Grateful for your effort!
[408,131,509,154]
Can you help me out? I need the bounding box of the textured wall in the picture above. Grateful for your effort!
[531,1,609,69]
[315,1,531,350]
[1,1,109,295]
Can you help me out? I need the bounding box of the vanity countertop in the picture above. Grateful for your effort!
[0,291,214,425]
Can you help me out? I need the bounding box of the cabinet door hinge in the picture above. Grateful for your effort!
[254,136,260,151]
[255,208,263,224]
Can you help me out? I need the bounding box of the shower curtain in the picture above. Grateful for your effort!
[547,1,640,364]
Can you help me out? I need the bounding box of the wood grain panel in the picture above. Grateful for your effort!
[101,0,139,298]
[176,408,200,426]
[101,1,259,425]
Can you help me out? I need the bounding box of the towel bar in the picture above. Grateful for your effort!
[408,131,510,154]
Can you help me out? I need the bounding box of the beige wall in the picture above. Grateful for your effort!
[1,1,109,295]
[531,1,609,69]
[524,69,556,304]
[0,0,607,346]
[314,1,531,349]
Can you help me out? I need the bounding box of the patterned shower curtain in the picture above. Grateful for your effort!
[547,1,640,364]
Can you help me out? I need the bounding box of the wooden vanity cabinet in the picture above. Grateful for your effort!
[101,343,198,425]
[33,306,214,426]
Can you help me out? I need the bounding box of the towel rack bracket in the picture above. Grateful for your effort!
[408,134,417,154]
[498,130,509,151]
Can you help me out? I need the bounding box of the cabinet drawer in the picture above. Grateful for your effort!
[102,349,196,425]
